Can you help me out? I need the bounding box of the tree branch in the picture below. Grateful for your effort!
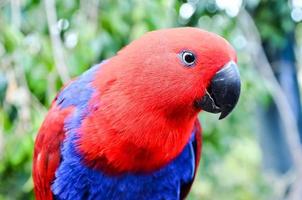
[238,9,302,200]
[10,0,21,29]
[44,0,70,83]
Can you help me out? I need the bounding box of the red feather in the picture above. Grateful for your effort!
[180,120,202,199]
[32,27,236,198]
[32,102,73,200]
[194,119,202,173]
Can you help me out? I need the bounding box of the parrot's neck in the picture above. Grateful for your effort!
[76,62,199,174]
[78,110,197,174]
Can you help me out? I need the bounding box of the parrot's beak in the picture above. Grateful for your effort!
[195,61,241,119]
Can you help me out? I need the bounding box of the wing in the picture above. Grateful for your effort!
[33,64,101,200]
[32,100,73,200]
[180,120,202,199]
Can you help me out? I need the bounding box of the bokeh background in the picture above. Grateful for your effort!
[1,0,302,199]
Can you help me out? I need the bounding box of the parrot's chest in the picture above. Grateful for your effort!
[52,132,196,200]
[50,64,197,200]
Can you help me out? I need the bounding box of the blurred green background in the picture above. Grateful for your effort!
[1,0,302,199]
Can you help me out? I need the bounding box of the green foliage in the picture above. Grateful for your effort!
[0,0,296,199]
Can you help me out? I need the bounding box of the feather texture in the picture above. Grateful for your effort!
[33,27,237,200]
[33,63,202,200]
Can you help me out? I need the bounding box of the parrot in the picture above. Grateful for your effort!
[33,27,241,200]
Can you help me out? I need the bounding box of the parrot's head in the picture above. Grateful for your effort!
[99,27,241,121]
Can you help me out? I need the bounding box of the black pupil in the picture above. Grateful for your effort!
[184,53,195,64]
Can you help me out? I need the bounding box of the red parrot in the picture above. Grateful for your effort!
[33,27,240,200]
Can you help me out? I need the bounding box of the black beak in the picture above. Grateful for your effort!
[195,61,241,119]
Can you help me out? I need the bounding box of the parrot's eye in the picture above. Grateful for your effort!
[181,51,196,67]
